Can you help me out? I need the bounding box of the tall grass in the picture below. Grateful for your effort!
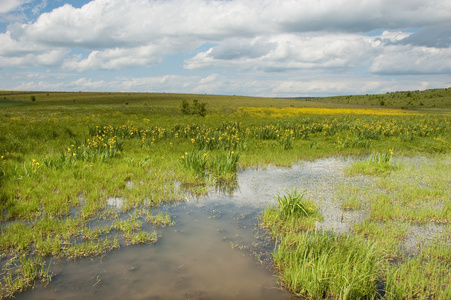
[211,150,240,177]
[180,150,208,177]
[261,189,322,236]
[274,232,383,299]
[274,189,311,219]
[384,254,451,300]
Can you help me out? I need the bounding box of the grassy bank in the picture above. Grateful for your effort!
[0,90,450,298]
[262,154,450,299]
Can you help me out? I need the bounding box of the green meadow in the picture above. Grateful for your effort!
[0,89,450,299]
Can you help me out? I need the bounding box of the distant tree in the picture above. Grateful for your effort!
[30,95,36,102]
[180,99,207,117]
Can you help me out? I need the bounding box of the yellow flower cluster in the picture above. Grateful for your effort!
[238,107,420,118]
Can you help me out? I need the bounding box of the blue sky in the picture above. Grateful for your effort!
[0,0,450,97]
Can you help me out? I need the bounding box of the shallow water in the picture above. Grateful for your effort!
[14,157,366,300]
[14,156,447,299]
[18,204,291,300]
[17,157,356,300]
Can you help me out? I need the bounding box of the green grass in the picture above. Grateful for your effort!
[274,189,313,219]
[346,149,397,176]
[309,87,451,110]
[384,252,451,300]
[146,211,173,227]
[261,190,322,235]
[273,231,383,299]
[367,155,451,223]
[0,90,450,298]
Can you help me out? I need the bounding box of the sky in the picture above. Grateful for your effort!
[0,0,450,97]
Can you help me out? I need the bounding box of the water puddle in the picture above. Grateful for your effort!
[19,203,290,300]
[14,156,447,299]
[107,197,124,209]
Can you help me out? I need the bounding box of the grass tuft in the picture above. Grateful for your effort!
[274,231,383,299]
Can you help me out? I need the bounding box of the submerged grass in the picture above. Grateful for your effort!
[263,154,450,298]
[346,149,397,176]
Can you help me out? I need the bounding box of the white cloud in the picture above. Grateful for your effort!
[369,46,451,74]
[185,33,379,72]
[5,72,449,97]
[1,0,450,96]
[31,0,47,15]
[120,75,190,92]
[0,0,32,14]
[69,77,106,89]
[0,48,67,67]
[62,46,163,71]
[16,0,451,45]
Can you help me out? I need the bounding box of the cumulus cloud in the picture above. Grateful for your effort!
[369,45,451,75]
[185,33,379,71]
[62,46,163,71]
[399,23,451,48]
[14,1,451,44]
[1,0,450,95]
[2,0,450,70]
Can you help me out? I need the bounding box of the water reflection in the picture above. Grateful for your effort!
[16,156,443,299]
[17,204,292,300]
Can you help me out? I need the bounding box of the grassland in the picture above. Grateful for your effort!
[308,87,451,110]
[0,89,450,299]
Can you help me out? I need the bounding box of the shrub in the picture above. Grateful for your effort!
[180,99,207,116]
[180,99,191,115]
[192,99,207,117]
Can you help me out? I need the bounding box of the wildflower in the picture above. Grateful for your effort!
[1,156,4,159]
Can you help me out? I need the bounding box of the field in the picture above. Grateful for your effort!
[0,89,450,299]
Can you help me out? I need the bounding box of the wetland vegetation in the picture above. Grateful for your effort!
[0,89,450,299]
